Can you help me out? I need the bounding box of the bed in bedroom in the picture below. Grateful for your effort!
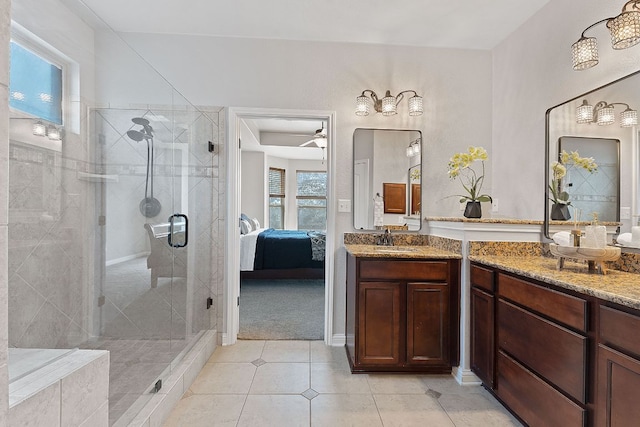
[240,228,325,279]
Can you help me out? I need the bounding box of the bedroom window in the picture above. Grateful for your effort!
[269,167,285,229]
[296,171,326,231]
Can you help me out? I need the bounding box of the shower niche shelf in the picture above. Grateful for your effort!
[77,172,119,182]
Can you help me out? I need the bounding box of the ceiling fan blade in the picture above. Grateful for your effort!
[299,139,315,146]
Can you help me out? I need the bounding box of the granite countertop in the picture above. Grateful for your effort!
[345,244,462,260]
[425,217,620,226]
[470,255,640,310]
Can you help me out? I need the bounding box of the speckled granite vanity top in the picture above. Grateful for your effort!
[470,255,640,310]
[345,244,462,259]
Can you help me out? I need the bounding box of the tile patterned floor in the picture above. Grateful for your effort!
[163,340,523,427]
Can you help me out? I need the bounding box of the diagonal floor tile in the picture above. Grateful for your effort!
[311,393,383,427]
[311,363,371,394]
[237,395,309,427]
[261,340,310,362]
[207,340,265,363]
[374,394,455,427]
[249,363,309,394]
[190,363,256,394]
[163,394,245,427]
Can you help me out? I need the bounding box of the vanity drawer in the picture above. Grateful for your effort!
[359,260,448,281]
[498,299,587,403]
[600,305,640,358]
[497,351,586,427]
[498,273,587,332]
[470,264,494,292]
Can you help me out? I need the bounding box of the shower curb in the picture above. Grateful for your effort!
[118,329,218,427]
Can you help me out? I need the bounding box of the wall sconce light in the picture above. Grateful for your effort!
[32,121,46,136]
[572,0,640,71]
[405,137,421,157]
[31,119,62,140]
[46,125,62,140]
[576,99,638,127]
[355,90,423,116]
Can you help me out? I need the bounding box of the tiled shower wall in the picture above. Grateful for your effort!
[1,0,10,423]
[7,105,224,349]
[8,104,93,349]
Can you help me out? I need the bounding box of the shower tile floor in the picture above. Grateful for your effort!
[79,256,193,425]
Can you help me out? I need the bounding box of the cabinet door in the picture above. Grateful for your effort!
[597,344,640,426]
[471,287,494,387]
[357,281,402,365]
[406,282,449,365]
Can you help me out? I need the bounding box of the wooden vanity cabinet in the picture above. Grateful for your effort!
[346,254,460,373]
[470,264,495,388]
[596,305,640,426]
[470,263,589,426]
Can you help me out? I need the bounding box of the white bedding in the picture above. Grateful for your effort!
[240,228,267,271]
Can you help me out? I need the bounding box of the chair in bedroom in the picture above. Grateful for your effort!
[144,223,187,287]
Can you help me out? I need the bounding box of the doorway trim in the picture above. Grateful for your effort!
[224,107,337,346]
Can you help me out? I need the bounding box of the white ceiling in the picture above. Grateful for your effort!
[73,0,551,159]
[79,0,551,50]
[242,118,327,160]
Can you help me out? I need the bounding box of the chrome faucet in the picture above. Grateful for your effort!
[376,228,394,246]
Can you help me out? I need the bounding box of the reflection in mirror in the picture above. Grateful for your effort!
[353,129,421,231]
[545,69,639,246]
[557,137,619,222]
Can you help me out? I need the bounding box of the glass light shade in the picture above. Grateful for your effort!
[381,95,397,116]
[620,108,638,127]
[607,11,640,49]
[46,125,61,140]
[32,121,46,136]
[355,95,371,116]
[406,146,413,157]
[412,141,421,156]
[576,101,594,123]
[571,37,599,70]
[597,106,615,125]
[408,95,423,116]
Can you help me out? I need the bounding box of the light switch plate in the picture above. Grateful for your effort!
[338,199,351,213]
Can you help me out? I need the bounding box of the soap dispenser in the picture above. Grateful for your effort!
[584,212,606,248]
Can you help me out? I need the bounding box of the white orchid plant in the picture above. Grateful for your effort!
[549,150,598,205]
[447,146,492,203]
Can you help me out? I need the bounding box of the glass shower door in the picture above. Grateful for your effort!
[90,101,215,424]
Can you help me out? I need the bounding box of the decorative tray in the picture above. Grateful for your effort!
[549,243,621,274]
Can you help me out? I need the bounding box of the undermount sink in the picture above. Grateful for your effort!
[373,246,418,253]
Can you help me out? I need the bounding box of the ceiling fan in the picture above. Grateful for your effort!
[299,122,327,148]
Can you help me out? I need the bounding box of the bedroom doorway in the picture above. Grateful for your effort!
[226,108,336,345]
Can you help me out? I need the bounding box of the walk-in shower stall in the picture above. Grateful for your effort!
[7,0,223,424]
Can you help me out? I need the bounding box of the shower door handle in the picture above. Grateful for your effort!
[168,214,188,248]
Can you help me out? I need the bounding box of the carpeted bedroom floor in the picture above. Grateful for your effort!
[238,279,325,340]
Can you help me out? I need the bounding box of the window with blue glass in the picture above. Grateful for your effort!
[9,41,63,125]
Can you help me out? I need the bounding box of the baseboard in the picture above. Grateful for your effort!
[330,333,346,346]
[106,252,149,267]
[452,366,482,386]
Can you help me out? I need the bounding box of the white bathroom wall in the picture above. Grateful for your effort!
[96,33,493,336]
[492,0,640,221]
[241,151,266,226]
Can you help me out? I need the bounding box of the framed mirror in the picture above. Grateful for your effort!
[544,69,639,244]
[353,128,422,231]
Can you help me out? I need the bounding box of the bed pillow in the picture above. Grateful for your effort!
[251,218,260,230]
[240,213,251,223]
[240,219,252,235]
